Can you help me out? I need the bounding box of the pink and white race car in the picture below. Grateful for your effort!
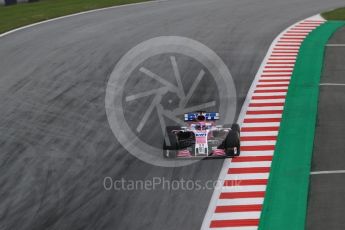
[163,112,240,159]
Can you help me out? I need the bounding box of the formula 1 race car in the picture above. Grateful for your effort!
[163,112,240,159]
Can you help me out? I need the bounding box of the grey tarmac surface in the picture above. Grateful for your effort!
[307,26,345,230]
[1,1,345,229]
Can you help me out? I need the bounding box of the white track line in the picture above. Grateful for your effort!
[208,227,258,230]
[241,132,278,137]
[241,141,276,146]
[240,151,274,156]
[252,92,287,96]
[230,161,272,168]
[310,170,345,175]
[217,198,265,206]
[245,114,282,118]
[242,123,280,128]
[250,99,285,103]
[0,0,167,38]
[319,83,345,86]
[259,77,291,80]
[247,106,284,111]
[326,44,345,46]
[225,173,270,180]
[221,185,267,192]
[211,212,262,220]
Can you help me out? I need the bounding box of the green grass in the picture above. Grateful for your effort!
[322,7,345,20]
[0,0,149,34]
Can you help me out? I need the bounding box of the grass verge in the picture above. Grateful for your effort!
[0,0,149,34]
[322,7,345,20]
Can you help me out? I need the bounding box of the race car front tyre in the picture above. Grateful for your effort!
[163,150,177,158]
[231,123,240,134]
[223,129,241,157]
[223,123,240,133]
[163,126,180,158]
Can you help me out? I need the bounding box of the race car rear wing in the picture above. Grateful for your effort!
[184,112,219,121]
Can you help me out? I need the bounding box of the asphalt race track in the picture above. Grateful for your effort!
[306,26,345,230]
[1,0,345,229]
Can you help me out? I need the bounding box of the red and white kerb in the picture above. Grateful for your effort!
[201,16,325,230]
